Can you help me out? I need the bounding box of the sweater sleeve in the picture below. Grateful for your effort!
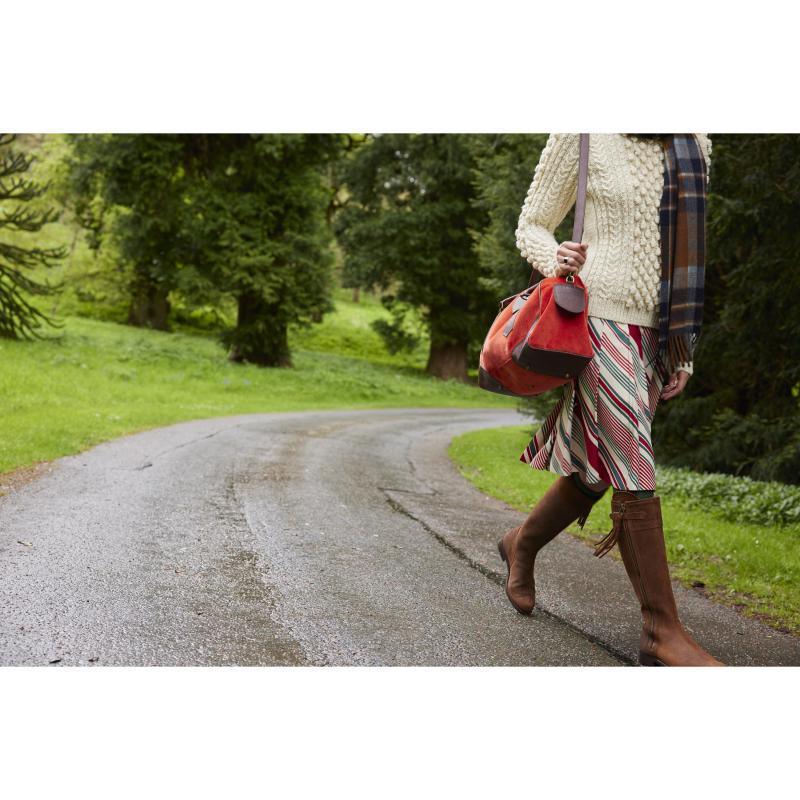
[676,361,693,376]
[515,133,581,279]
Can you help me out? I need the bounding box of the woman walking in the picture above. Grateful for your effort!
[500,133,723,666]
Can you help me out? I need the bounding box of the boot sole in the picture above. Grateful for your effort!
[497,539,533,617]
[639,649,723,666]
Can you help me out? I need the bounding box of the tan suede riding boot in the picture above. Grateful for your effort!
[594,491,725,666]
[498,475,605,615]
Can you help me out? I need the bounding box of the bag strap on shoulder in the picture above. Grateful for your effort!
[572,133,590,242]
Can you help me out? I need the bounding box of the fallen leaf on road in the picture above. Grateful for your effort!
[17,540,32,547]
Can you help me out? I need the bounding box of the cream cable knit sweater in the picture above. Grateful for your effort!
[515,133,712,376]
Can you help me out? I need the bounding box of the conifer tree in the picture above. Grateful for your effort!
[188,134,340,366]
[336,134,496,381]
[67,134,189,330]
[0,134,65,338]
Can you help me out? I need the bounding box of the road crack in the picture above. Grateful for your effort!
[381,490,633,666]
[133,423,244,470]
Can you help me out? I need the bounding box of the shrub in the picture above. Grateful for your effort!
[657,465,800,530]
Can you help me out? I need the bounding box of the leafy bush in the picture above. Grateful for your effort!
[657,465,800,530]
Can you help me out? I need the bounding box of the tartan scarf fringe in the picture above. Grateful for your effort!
[666,333,694,370]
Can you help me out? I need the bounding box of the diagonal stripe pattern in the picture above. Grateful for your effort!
[520,316,670,491]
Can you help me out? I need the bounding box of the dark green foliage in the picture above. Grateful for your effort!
[470,134,550,295]
[66,134,340,366]
[654,135,800,484]
[67,135,194,330]
[370,315,422,355]
[187,135,339,367]
[0,134,65,338]
[64,135,219,327]
[335,134,496,380]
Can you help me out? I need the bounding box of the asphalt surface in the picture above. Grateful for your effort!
[0,408,797,666]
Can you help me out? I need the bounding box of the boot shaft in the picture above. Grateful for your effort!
[611,494,680,627]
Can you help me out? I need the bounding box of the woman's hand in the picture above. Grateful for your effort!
[555,241,588,277]
[660,371,690,401]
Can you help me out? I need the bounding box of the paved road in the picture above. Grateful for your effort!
[1,409,797,666]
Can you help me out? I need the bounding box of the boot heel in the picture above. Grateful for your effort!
[639,650,665,666]
[497,539,508,565]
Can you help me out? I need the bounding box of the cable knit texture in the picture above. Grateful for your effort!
[515,133,712,375]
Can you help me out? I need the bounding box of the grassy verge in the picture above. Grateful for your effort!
[448,425,799,636]
[0,301,511,474]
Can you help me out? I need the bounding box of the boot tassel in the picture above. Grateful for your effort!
[594,510,623,558]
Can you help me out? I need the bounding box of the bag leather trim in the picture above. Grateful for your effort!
[478,366,521,396]
[510,342,592,377]
[553,283,586,314]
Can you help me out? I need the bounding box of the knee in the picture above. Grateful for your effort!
[569,472,610,500]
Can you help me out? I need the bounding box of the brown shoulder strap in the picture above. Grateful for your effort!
[572,133,590,242]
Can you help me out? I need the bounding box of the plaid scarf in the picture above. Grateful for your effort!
[630,134,708,372]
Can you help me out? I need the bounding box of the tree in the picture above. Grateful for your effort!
[470,134,550,293]
[66,134,340,364]
[187,134,340,366]
[67,135,193,330]
[335,134,496,381]
[0,134,65,339]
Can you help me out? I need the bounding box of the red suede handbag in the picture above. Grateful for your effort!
[479,133,592,397]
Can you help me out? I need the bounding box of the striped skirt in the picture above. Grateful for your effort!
[519,316,670,491]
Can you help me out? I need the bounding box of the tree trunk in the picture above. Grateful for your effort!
[127,282,170,330]
[227,291,292,367]
[351,286,360,303]
[425,340,468,382]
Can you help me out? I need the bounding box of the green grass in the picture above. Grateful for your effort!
[448,425,800,636]
[0,301,511,474]
[290,289,429,369]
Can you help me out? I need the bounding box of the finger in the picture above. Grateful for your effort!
[556,252,585,270]
[661,379,679,393]
[660,374,679,398]
[560,242,587,265]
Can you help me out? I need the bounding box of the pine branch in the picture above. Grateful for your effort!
[0,276,62,339]
[0,203,60,232]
